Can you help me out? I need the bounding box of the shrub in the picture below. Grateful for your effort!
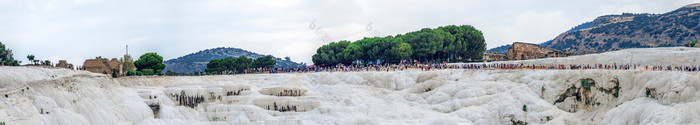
[126,71,136,76]
[580,78,595,89]
[611,78,621,98]
[135,71,144,76]
[165,70,178,76]
[522,105,527,112]
[546,116,551,121]
[142,69,154,75]
[111,69,118,78]
[541,86,545,91]
[646,89,651,97]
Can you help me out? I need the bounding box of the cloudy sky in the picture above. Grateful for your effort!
[1,0,697,65]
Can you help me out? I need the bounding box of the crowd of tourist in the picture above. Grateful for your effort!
[238,62,700,75]
[457,63,699,72]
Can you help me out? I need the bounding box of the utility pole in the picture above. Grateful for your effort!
[126,44,129,55]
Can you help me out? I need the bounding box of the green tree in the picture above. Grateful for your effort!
[0,41,20,66]
[252,55,276,68]
[393,42,413,62]
[120,54,135,74]
[235,56,252,71]
[312,41,350,65]
[43,60,51,66]
[205,56,259,74]
[134,52,166,75]
[142,69,155,75]
[351,37,394,63]
[691,40,698,47]
[342,43,364,63]
[311,25,486,65]
[205,58,224,73]
[27,55,35,65]
[435,25,485,61]
[379,36,408,63]
[403,28,448,62]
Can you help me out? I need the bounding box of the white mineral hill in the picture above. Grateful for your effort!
[1,47,699,125]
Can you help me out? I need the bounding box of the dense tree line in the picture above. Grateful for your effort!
[205,55,276,74]
[312,25,485,65]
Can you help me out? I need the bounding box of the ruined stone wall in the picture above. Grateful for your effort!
[83,58,121,74]
[55,60,73,69]
[484,52,508,62]
[108,58,122,75]
[506,42,570,60]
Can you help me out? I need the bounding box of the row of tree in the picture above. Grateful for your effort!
[3,41,277,76]
[312,25,486,65]
[3,42,55,67]
[26,54,52,66]
[205,55,276,74]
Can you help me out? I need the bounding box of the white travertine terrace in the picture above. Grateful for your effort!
[1,47,699,124]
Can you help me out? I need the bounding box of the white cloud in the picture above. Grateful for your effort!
[509,10,576,44]
[0,0,697,65]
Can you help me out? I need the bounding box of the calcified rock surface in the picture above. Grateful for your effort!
[1,47,699,125]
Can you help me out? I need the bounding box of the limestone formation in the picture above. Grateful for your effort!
[506,42,570,60]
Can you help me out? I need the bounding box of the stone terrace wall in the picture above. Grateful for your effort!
[484,52,508,62]
[56,60,73,69]
[83,58,121,74]
[507,42,570,60]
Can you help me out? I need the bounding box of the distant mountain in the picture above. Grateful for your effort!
[566,22,594,33]
[163,47,305,74]
[486,21,594,54]
[546,3,700,53]
[486,44,511,54]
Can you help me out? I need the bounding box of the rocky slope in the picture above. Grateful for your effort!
[163,47,305,74]
[546,3,700,53]
[486,22,593,54]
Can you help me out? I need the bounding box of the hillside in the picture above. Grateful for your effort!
[163,47,305,74]
[486,22,593,54]
[546,3,700,53]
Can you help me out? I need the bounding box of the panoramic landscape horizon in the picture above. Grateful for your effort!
[1,0,700,125]
[0,0,697,65]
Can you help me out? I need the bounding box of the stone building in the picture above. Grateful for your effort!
[83,58,122,75]
[55,60,74,69]
[483,52,508,62]
[506,42,570,60]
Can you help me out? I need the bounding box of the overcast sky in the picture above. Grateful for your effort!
[1,0,698,65]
